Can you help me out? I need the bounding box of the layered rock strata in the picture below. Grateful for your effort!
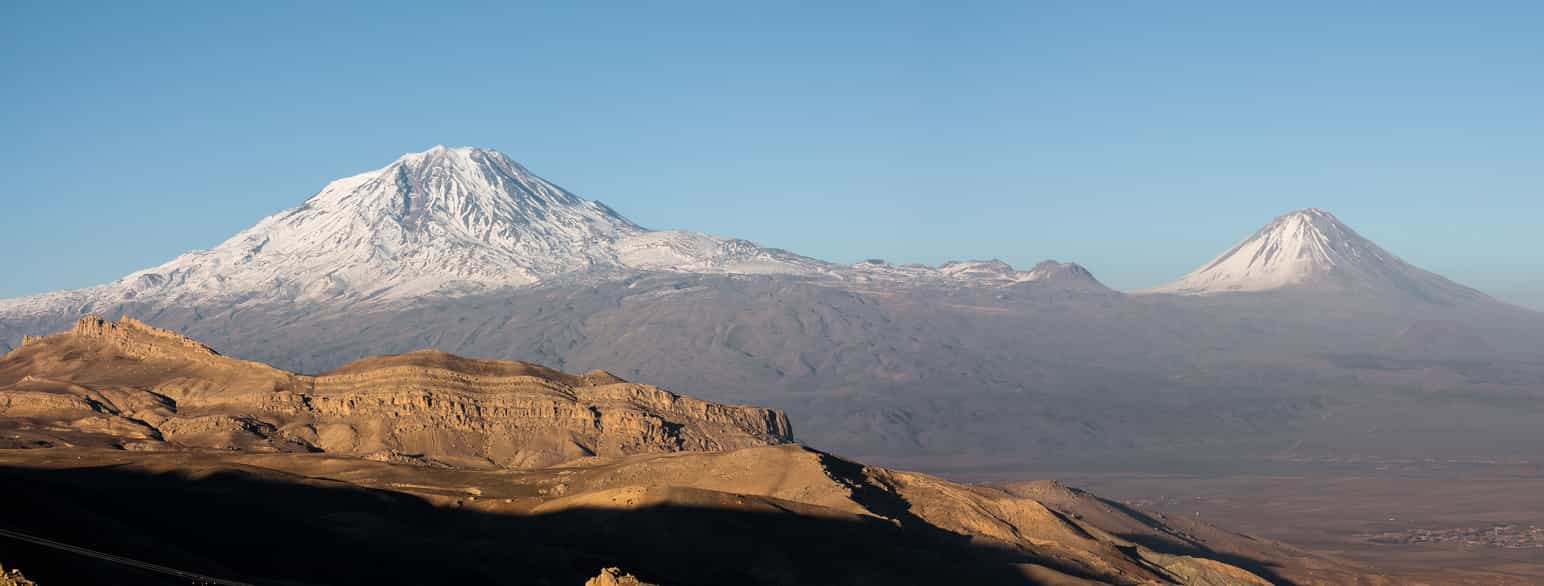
[0,316,792,468]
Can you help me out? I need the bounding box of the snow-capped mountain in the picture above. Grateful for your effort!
[0,145,1114,321]
[1141,208,1489,303]
[0,147,1502,327]
[842,258,1108,288]
[616,230,833,276]
[0,146,836,315]
[853,258,1038,285]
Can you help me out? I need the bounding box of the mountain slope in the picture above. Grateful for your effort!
[1142,208,1490,304]
[0,144,1130,322]
[0,146,831,316]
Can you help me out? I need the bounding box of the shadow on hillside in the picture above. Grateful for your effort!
[1095,496,1300,586]
[0,459,1295,586]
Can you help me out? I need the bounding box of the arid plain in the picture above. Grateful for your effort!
[895,456,1544,585]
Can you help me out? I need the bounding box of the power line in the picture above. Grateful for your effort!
[0,526,255,586]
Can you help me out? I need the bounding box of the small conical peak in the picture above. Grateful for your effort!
[1143,208,1490,303]
[1144,208,1379,294]
[1019,260,1111,292]
[1026,260,1097,281]
[1222,207,1383,271]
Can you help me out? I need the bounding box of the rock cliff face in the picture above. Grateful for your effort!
[68,315,222,359]
[0,316,791,468]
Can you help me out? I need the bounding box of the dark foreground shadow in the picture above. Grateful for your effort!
[1095,496,1299,586]
[0,461,1112,586]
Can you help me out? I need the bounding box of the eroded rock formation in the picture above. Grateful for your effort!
[0,315,792,468]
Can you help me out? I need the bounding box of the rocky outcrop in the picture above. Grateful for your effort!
[69,315,221,360]
[0,316,792,468]
[0,563,36,586]
[586,568,658,586]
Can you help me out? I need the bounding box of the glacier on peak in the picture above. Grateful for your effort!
[0,145,1103,319]
[0,146,835,314]
[1140,208,1489,303]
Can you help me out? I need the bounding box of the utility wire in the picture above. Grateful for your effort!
[0,526,256,586]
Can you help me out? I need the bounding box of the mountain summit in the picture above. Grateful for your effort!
[1143,208,1487,303]
[142,145,652,300]
[0,146,830,312]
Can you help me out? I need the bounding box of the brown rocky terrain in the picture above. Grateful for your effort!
[1030,463,1544,585]
[0,316,791,469]
[0,445,1392,586]
[0,318,1392,585]
[586,567,658,586]
[0,563,36,586]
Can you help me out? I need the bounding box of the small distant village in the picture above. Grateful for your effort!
[1364,525,1544,549]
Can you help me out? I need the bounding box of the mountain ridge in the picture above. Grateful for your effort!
[0,147,1516,313]
[0,147,1528,314]
[0,314,793,468]
[1,146,1130,318]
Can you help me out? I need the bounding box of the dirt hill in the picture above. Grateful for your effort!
[0,315,791,469]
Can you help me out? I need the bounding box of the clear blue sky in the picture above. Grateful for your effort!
[2,1,1541,308]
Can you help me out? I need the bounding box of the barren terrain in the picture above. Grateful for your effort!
[0,319,1391,585]
[897,457,1544,585]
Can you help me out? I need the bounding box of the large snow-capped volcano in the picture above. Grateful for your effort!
[0,145,1118,320]
[0,146,832,313]
[152,145,653,299]
[1142,208,1488,303]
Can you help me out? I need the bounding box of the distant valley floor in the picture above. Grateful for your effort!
[884,456,1544,585]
